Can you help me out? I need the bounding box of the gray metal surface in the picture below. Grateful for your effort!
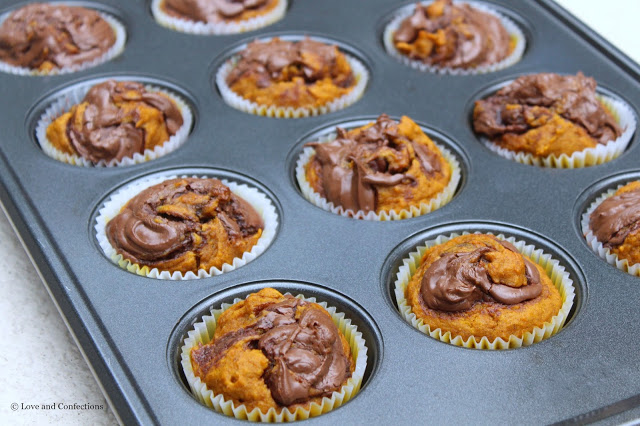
[0,0,639,424]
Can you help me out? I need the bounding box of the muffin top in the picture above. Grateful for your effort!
[162,0,278,23]
[225,37,356,108]
[406,234,562,340]
[392,0,512,68]
[305,114,452,213]
[191,288,354,412]
[473,72,622,157]
[46,80,184,164]
[0,3,116,72]
[589,181,640,265]
[106,178,263,274]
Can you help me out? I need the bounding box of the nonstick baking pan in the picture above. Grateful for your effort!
[1,0,639,424]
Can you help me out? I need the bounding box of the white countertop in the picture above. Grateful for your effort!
[1,1,638,424]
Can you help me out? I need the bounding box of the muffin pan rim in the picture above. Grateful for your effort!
[2,0,640,423]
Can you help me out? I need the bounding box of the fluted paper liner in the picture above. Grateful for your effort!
[181,292,367,422]
[295,134,460,221]
[217,49,368,118]
[383,1,525,75]
[482,94,636,168]
[0,8,126,76]
[94,174,278,279]
[36,83,192,167]
[394,232,575,349]
[582,183,640,276]
[151,0,287,35]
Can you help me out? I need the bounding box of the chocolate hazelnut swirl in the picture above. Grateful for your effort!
[392,0,512,68]
[46,80,184,164]
[0,3,116,72]
[590,182,640,253]
[420,237,542,312]
[191,288,354,411]
[304,114,452,213]
[162,0,277,23]
[106,178,263,274]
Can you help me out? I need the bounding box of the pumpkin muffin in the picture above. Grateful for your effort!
[300,114,456,217]
[391,0,514,69]
[473,72,623,159]
[105,177,264,275]
[588,181,640,267]
[405,234,564,342]
[218,37,368,117]
[45,80,185,165]
[188,288,359,417]
[159,0,282,25]
[0,3,119,73]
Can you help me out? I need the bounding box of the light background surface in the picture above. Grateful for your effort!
[0,1,639,424]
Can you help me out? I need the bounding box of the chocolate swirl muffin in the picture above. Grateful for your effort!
[302,114,453,214]
[45,80,184,165]
[391,0,513,69]
[190,288,355,413]
[224,37,357,109]
[160,0,281,24]
[0,3,116,72]
[405,234,563,341]
[589,181,640,267]
[473,72,622,158]
[106,178,264,275]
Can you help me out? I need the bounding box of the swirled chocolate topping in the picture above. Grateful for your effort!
[393,0,511,68]
[191,295,351,406]
[590,186,640,248]
[162,0,271,23]
[226,38,354,88]
[0,4,116,70]
[106,178,263,265]
[67,80,183,163]
[420,238,542,312]
[473,73,622,144]
[306,114,441,213]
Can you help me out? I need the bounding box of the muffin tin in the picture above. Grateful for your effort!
[1,0,640,424]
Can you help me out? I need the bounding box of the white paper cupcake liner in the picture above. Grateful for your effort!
[94,174,278,280]
[383,1,525,75]
[582,183,640,276]
[35,82,193,167]
[181,291,368,422]
[217,49,369,118]
[151,0,287,35]
[482,94,636,168]
[394,232,575,349]
[295,134,461,221]
[0,7,126,76]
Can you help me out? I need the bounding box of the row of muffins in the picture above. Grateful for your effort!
[2,1,638,423]
[5,3,635,169]
[0,1,523,74]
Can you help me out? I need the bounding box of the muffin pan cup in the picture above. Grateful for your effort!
[35,79,193,167]
[0,3,127,76]
[151,0,288,35]
[382,0,526,75]
[215,35,369,119]
[180,289,368,421]
[2,0,640,424]
[294,123,462,220]
[479,92,637,168]
[393,231,575,349]
[94,171,279,279]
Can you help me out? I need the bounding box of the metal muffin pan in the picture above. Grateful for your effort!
[1,0,640,424]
